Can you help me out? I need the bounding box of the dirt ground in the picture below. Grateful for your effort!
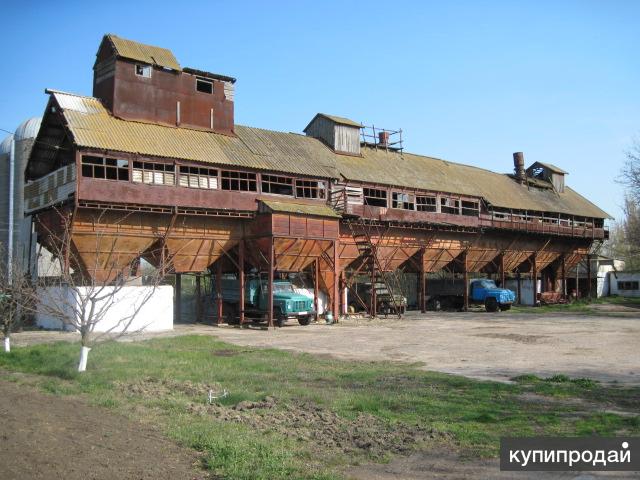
[188,310,638,386]
[12,309,640,385]
[0,376,207,480]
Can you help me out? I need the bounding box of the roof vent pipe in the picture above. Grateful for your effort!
[513,152,526,184]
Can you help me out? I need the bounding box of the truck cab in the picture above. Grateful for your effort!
[219,275,315,326]
[469,279,516,312]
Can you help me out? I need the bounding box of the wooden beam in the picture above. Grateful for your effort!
[532,253,538,306]
[463,251,469,312]
[420,246,426,313]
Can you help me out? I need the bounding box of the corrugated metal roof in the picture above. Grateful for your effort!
[304,113,361,131]
[50,90,337,179]
[260,200,341,218]
[105,34,181,71]
[337,147,611,218]
[49,90,610,219]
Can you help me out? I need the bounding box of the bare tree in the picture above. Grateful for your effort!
[616,141,640,268]
[34,208,174,371]
[620,141,640,204]
[0,248,36,353]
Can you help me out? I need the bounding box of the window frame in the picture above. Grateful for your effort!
[196,78,213,94]
[261,174,294,196]
[132,161,175,186]
[80,155,129,182]
[295,179,325,199]
[391,191,415,210]
[178,165,218,190]
[363,187,388,207]
[134,64,152,78]
[221,170,258,192]
[416,195,437,212]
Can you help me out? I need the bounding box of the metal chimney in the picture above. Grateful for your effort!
[513,152,526,184]
[378,131,390,147]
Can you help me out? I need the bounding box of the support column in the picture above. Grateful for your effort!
[195,274,202,323]
[587,253,593,299]
[333,239,340,321]
[463,251,469,312]
[561,254,567,299]
[370,246,377,318]
[175,273,182,323]
[314,257,319,322]
[268,236,274,328]
[516,271,522,305]
[500,253,506,288]
[532,253,538,306]
[239,240,245,325]
[420,247,426,313]
[216,261,223,325]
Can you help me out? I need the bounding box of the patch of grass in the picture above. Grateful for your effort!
[1,336,639,478]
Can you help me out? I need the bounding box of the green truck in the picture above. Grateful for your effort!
[216,275,315,327]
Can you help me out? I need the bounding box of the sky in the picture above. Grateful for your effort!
[1,0,638,222]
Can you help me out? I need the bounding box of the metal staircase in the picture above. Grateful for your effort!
[346,218,406,319]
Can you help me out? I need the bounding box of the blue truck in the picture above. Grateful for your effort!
[216,275,316,327]
[427,278,516,312]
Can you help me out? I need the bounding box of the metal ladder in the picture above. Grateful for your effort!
[346,218,405,319]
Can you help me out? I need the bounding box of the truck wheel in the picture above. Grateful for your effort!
[485,297,499,312]
[500,304,511,311]
[298,315,312,326]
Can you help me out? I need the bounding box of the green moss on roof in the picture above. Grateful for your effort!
[260,200,341,218]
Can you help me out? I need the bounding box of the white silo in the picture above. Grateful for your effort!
[0,117,42,276]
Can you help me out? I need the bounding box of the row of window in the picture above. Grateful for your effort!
[363,187,479,216]
[81,156,325,198]
[491,209,603,229]
[618,281,639,291]
[135,64,215,95]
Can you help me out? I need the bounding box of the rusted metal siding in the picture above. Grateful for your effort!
[99,58,234,135]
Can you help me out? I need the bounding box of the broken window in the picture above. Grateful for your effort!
[221,170,257,191]
[262,174,293,196]
[81,155,129,181]
[363,188,388,207]
[196,78,213,94]
[135,64,152,78]
[179,166,218,189]
[132,161,175,186]
[295,179,325,199]
[440,197,460,215]
[461,200,479,217]
[392,192,415,210]
[416,195,437,212]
